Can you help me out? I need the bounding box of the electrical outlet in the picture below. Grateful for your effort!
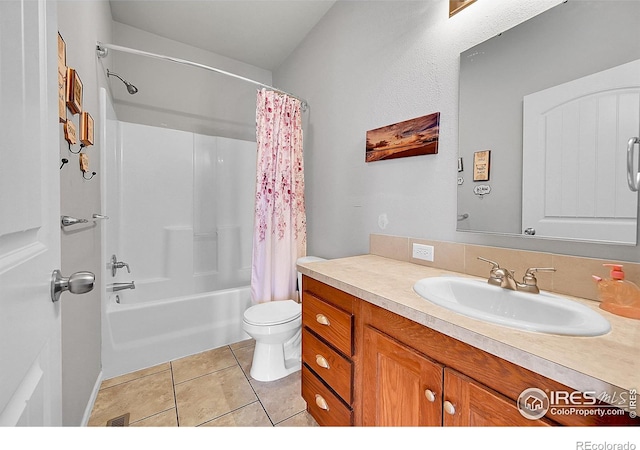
[412,243,434,262]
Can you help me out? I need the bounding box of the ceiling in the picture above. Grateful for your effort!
[109,0,337,71]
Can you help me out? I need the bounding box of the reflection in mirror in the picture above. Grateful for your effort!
[457,0,640,244]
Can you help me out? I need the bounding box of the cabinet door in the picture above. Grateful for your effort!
[362,326,443,426]
[443,368,554,427]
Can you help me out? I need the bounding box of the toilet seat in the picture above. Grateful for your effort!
[243,300,301,326]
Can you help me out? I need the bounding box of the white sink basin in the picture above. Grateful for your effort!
[413,277,610,336]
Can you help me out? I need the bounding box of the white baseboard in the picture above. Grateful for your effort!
[80,369,104,426]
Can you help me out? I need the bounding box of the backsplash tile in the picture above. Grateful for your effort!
[369,233,640,302]
[409,237,465,273]
[370,234,409,261]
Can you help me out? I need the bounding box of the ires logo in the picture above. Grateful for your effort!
[517,388,550,420]
[517,388,634,420]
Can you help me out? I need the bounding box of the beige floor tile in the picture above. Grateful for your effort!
[249,370,306,425]
[172,346,238,384]
[100,363,171,390]
[88,370,175,426]
[276,410,318,427]
[175,365,257,426]
[230,338,254,351]
[200,401,272,427]
[232,342,255,376]
[131,408,178,427]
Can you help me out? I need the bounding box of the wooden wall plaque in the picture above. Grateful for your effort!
[66,67,82,115]
[58,32,66,122]
[80,112,94,146]
[64,119,77,145]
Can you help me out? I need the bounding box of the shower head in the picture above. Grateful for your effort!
[107,69,138,94]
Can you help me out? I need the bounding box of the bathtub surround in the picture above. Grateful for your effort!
[102,110,257,378]
[251,89,307,304]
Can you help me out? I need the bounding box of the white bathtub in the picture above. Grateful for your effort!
[102,285,252,379]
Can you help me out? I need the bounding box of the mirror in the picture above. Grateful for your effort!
[457,0,640,244]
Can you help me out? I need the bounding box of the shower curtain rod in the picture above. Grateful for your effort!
[96,42,309,111]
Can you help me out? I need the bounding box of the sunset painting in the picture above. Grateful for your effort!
[365,112,440,162]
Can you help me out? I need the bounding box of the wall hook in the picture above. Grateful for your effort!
[68,142,81,154]
[83,171,97,180]
[60,158,69,170]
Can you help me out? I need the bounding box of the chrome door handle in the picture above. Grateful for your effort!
[51,270,95,302]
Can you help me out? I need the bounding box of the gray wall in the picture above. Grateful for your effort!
[275,0,640,262]
[57,0,112,426]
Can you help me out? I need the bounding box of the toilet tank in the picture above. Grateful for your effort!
[296,256,326,301]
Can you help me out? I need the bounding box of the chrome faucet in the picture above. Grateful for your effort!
[109,281,135,292]
[109,254,131,277]
[478,257,555,294]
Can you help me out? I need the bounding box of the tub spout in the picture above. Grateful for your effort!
[109,282,135,292]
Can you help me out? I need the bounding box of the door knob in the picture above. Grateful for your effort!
[51,270,95,302]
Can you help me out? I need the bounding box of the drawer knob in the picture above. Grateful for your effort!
[315,354,330,369]
[443,400,456,416]
[424,389,436,402]
[315,394,330,411]
[315,313,330,326]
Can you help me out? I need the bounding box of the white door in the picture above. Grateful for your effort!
[0,0,62,426]
[522,59,640,244]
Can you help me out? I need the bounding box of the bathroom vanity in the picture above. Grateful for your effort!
[298,255,640,427]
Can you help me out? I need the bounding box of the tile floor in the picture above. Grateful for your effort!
[88,339,318,427]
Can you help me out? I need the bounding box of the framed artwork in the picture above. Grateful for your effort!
[58,32,66,122]
[473,150,491,181]
[66,67,83,115]
[80,112,94,147]
[365,112,440,163]
[449,0,476,17]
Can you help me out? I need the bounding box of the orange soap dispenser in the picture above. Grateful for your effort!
[592,264,640,319]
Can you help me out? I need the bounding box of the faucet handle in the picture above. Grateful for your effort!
[117,262,131,273]
[524,267,556,276]
[477,257,500,269]
[478,257,504,286]
[522,267,556,286]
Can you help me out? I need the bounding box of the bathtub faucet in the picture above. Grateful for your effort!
[109,254,131,277]
[109,282,135,292]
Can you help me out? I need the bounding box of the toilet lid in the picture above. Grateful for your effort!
[244,300,301,326]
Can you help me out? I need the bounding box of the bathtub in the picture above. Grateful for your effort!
[102,285,252,379]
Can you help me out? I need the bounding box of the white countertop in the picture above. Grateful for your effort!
[298,254,640,398]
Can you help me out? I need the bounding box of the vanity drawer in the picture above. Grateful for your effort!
[302,365,353,426]
[303,293,353,356]
[302,329,353,404]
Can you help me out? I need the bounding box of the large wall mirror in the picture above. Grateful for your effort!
[457,0,640,245]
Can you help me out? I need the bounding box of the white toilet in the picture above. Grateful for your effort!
[242,256,325,382]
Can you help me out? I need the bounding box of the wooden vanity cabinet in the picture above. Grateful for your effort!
[301,276,356,426]
[361,325,553,426]
[443,368,553,426]
[301,277,638,427]
[362,325,443,426]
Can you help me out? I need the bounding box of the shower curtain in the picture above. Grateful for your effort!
[251,89,306,304]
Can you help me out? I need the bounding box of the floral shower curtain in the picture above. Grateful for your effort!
[251,89,306,304]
